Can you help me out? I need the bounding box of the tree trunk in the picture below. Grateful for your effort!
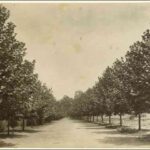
[7,117,10,136]
[22,117,25,131]
[101,115,104,123]
[88,116,90,122]
[138,113,141,131]
[89,116,91,122]
[86,116,88,121]
[119,113,122,126]
[97,116,98,122]
[92,116,94,122]
[109,115,111,124]
[12,127,14,135]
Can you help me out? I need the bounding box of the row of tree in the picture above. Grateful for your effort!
[0,5,63,135]
[67,29,150,131]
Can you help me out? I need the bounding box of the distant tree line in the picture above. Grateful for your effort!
[66,29,150,131]
[0,5,63,135]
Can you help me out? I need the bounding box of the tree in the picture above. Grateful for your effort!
[31,81,56,125]
[14,60,37,131]
[100,67,115,124]
[95,78,107,123]
[124,30,150,130]
[0,5,26,135]
[85,88,98,122]
[112,58,130,126]
[0,5,64,135]
[59,95,73,117]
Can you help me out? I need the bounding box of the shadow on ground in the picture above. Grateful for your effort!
[98,134,150,147]
[0,129,41,147]
[76,119,150,147]
[79,127,104,130]
[0,141,15,147]
[0,133,27,139]
[14,129,41,133]
[138,134,150,144]
[0,128,41,139]
[99,136,141,146]
[93,130,118,135]
[94,128,149,135]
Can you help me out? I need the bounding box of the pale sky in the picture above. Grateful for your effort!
[3,3,150,99]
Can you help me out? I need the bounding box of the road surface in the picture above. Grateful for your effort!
[2,117,150,148]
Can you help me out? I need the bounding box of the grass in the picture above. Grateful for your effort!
[93,113,150,131]
[98,122,109,126]
[117,126,138,134]
[105,124,120,129]
[0,141,14,147]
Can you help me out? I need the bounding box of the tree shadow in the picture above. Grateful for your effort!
[105,124,120,129]
[138,133,150,144]
[79,121,150,138]
[117,128,149,134]
[14,129,41,133]
[96,131,150,147]
[0,141,15,147]
[77,121,119,131]
[71,119,99,127]
[98,134,150,147]
[94,128,149,135]
[77,127,104,130]
[0,133,27,139]
[98,123,110,126]
[0,128,41,139]
[83,125,103,129]
[93,130,118,135]
[98,136,143,146]
[71,119,87,124]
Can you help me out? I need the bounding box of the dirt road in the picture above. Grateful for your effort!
[2,117,150,148]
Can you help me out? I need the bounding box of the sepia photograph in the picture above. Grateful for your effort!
[0,1,150,148]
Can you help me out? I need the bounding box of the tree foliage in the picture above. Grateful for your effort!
[66,29,150,130]
[0,5,62,135]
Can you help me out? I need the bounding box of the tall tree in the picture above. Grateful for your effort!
[101,67,115,124]
[0,5,26,135]
[95,78,107,123]
[124,30,150,130]
[59,95,73,117]
[112,58,130,126]
[15,60,36,131]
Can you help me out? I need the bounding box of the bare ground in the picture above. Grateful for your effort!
[1,117,150,148]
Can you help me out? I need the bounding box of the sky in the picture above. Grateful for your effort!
[3,2,150,99]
